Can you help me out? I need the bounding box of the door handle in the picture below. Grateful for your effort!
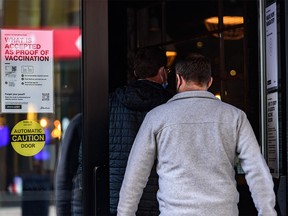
[93,166,101,216]
[93,165,108,215]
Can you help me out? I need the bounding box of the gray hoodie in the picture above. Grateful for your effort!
[117,91,276,216]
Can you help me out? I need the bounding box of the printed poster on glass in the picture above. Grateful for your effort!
[0,29,54,113]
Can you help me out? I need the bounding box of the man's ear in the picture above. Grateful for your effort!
[207,77,213,89]
[176,74,182,88]
[176,74,181,85]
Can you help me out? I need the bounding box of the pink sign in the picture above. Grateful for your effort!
[1,29,54,113]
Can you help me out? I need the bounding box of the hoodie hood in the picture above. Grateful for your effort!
[114,80,172,111]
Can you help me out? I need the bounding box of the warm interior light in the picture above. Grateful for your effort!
[205,16,244,25]
[196,41,204,48]
[230,69,237,76]
[51,119,62,139]
[40,118,48,128]
[27,104,37,121]
[215,94,221,100]
[166,51,177,67]
[204,16,244,40]
[166,51,177,57]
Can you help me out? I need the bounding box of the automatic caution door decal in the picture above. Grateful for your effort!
[11,120,45,156]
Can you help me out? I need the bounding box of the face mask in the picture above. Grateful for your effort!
[162,82,168,89]
[161,69,168,88]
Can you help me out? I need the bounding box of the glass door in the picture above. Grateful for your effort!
[0,0,82,215]
[107,0,275,215]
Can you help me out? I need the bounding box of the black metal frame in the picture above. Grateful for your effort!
[82,0,109,215]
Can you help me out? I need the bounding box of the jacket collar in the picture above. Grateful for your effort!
[168,90,219,103]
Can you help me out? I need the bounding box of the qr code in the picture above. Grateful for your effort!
[42,93,50,101]
[8,82,15,87]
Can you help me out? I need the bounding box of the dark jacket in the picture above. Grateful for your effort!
[55,113,82,216]
[109,80,172,215]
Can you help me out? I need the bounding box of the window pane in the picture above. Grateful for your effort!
[0,0,81,215]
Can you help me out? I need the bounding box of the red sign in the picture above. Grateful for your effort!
[53,28,81,59]
[1,27,81,59]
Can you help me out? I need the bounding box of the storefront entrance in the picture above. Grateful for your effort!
[0,0,286,215]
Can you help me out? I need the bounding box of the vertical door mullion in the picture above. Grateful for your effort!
[82,0,109,215]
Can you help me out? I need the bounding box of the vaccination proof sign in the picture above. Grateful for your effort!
[1,29,53,113]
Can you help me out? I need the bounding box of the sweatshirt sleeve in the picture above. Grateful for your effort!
[117,114,157,216]
[236,112,277,216]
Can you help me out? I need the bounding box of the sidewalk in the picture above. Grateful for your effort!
[0,205,56,216]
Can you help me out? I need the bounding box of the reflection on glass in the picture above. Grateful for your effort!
[204,16,244,40]
[0,0,81,215]
[0,117,9,148]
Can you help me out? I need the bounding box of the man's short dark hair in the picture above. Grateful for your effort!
[133,47,167,79]
[175,53,211,85]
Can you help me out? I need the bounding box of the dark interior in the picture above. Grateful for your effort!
[108,0,260,215]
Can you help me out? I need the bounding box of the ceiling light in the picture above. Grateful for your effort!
[166,51,177,67]
[204,16,244,40]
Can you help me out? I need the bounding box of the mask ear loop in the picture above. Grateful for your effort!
[158,66,164,84]
[134,70,138,78]
[163,67,168,80]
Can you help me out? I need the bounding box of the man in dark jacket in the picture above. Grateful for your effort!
[55,113,83,216]
[109,47,173,215]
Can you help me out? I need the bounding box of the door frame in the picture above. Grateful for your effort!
[82,0,109,215]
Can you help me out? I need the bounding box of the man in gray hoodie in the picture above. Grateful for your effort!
[117,54,277,216]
